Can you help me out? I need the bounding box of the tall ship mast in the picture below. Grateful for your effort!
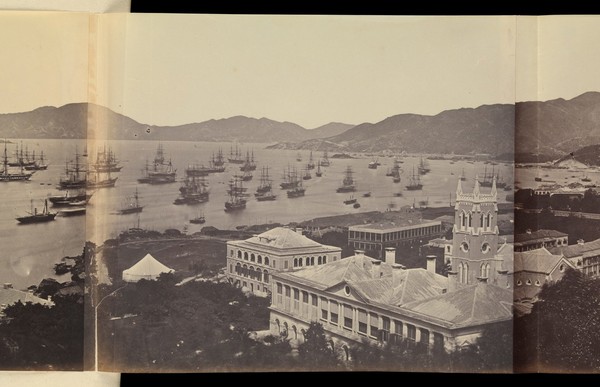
[174,175,209,205]
[59,149,86,189]
[212,148,226,167]
[24,150,48,171]
[120,188,144,214]
[0,141,33,182]
[240,150,257,172]
[480,165,507,188]
[320,150,331,167]
[315,160,323,177]
[280,165,300,189]
[307,151,315,169]
[139,143,177,184]
[287,170,305,198]
[255,166,277,201]
[91,144,123,173]
[418,156,430,175]
[391,158,402,183]
[405,166,423,191]
[336,165,356,192]
[86,168,117,189]
[225,175,248,211]
[228,142,245,164]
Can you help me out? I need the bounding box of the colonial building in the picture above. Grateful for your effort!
[226,227,342,297]
[269,179,513,353]
[549,238,600,276]
[348,208,443,260]
[0,283,53,318]
[513,248,575,316]
[514,229,568,252]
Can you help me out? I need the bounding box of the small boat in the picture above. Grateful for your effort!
[16,199,57,224]
[190,214,206,224]
[368,158,378,169]
[119,188,144,214]
[534,177,542,182]
[302,168,312,180]
[344,195,357,205]
[296,152,302,162]
[60,207,86,217]
[255,192,277,201]
[363,192,371,197]
[353,202,361,209]
[394,192,403,197]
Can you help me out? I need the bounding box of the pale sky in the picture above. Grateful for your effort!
[3,14,600,128]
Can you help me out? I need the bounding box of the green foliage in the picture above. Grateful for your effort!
[297,322,340,370]
[515,268,600,372]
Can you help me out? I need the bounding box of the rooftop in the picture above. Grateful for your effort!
[230,227,341,253]
[548,238,600,259]
[514,229,568,244]
[0,288,53,310]
[275,252,512,329]
[349,218,440,233]
[514,248,568,274]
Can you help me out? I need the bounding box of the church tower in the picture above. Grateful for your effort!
[450,176,500,285]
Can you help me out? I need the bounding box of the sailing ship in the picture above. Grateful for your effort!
[16,199,56,224]
[242,170,253,181]
[120,188,144,214]
[228,143,245,164]
[0,141,33,182]
[139,143,177,184]
[287,172,306,198]
[225,175,248,211]
[174,176,209,205]
[185,164,210,177]
[391,158,402,183]
[255,167,277,201]
[344,195,357,205]
[240,150,257,172]
[48,189,94,207]
[59,206,87,217]
[8,142,36,167]
[280,166,300,189]
[86,168,117,189]
[90,145,122,172]
[459,168,467,181]
[24,150,48,170]
[418,156,430,175]
[212,148,226,167]
[59,150,87,189]
[302,167,312,180]
[315,161,323,177]
[336,166,356,192]
[320,151,331,167]
[405,166,423,191]
[307,151,315,170]
[479,165,507,188]
[190,212,206,224]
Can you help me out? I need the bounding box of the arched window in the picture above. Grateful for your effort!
[236,262,241,274]
[244,252,249,261]
[480,263,486,278]
[480,213,485,230]
[237,250,242,259]
[258,255,262,264]
[230,250,234,257]
[294,258,298,267]
[323,256,327,264]
[300,329,306,342]
[299,259,303,267]
[282,322,289,338]
[458,262,463,284]
[275,319,281,334]
[487,213,492,229]
[249,266,255,279]
[463,263,469,284]
[467,212,472,228]
[264,270,269,283]
[318,256,322,265]
[342,345,350,361]
[292,325,298,340]
[460,211,466,229]
[305,257,310,266]
[229,264,233,273]
[264,257,270,266]
[243,264,248,277]
[485,263,491,278]
[250,254,255,262]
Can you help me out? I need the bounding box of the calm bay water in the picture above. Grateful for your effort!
[0,139,514,289]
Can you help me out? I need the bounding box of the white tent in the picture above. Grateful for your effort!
[122,253,174,283]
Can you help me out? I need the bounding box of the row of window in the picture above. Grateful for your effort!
[231,263,270,283]
[234,279,269,294]
[293,256,329,267]
[516,278,541,287]
[274,282,444,348]
[349,225,441,242]
[231,250,271,266]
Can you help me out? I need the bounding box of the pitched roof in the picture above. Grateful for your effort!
[496,242,514,273]
[514,248,566,274]
[122,253,174,281]
[0,288,53,309]
[548,238,600,259]
[349,218,440,232]
[231,227,340,254]
[403,283,513,327]
[514,229,568,244]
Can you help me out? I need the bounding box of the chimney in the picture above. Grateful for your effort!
[578,239,585,245]
[385,247,396,265]
[372,260,382,278]
[3,283,12,289]
[295,227,303,235]
[391,263,405,270]
[426,255,436,273]
[497,269,510,289]
[355,249,365,256]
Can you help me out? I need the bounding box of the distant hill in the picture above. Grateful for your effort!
[269,104,515,156]
[0,103,354,143]
[516,92,600,158]
[554,144,600,167]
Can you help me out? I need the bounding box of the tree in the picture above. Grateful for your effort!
[297,322,339,370]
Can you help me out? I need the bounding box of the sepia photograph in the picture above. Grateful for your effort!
[0,12,599,375]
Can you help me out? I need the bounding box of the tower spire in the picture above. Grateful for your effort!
[491,175,497,198]
[456,178,463,197]
[473,174,481,196]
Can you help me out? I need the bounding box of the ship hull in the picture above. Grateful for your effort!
[16,214,56,224]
